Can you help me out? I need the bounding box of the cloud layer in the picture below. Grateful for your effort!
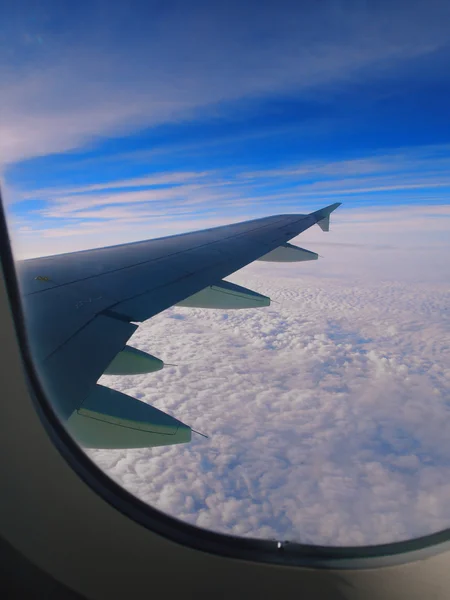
[87,243,450,546]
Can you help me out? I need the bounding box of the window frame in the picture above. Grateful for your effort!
[1,191,450,570]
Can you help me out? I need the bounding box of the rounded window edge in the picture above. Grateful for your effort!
[1,194,450,571]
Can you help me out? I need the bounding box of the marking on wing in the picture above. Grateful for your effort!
[75,296,103,309]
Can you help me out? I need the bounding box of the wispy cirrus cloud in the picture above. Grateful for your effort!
[34,171,213,197]
[15,145,450,198]
[240,145,450,179]
[4,142,449,260]
[2,1,450,165]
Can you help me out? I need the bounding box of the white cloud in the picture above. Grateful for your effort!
[85,237,450,546]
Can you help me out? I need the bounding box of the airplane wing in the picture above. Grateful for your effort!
[15,202,341,449]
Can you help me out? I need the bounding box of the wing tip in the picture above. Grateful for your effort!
[311,202,342,232]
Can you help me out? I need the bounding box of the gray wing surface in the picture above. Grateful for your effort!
[16,202,341,448]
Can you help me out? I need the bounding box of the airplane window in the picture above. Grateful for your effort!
[2,0,450,556]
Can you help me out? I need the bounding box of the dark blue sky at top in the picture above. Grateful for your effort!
[2,0,450,242]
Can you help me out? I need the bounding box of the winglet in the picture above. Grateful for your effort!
[310,202,342,232]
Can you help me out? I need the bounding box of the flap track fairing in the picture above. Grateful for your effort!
[258,243,318,262]
[104,345,164,375]
[176,279,270,309]
[66,384,191,448]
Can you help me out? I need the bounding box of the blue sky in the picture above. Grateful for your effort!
[1,0,450,257]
